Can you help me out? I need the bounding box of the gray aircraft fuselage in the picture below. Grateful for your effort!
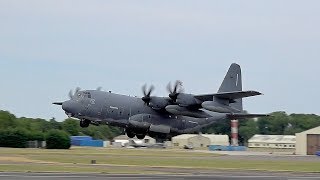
[63,90,226,136]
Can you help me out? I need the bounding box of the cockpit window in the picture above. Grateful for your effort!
[83,91,91,98]
[75,91,91,100]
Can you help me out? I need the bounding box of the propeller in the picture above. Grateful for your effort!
[167,80,184,102]
[141,84,155,105]
[53,87,81,106]
[68,87,81,99]
[96,87,102,91]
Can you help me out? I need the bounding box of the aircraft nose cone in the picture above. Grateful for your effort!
[62,100,75,114]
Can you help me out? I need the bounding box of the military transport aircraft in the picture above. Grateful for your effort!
[53,63,268,139]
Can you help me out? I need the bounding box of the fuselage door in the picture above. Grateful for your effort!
[108,106,119,119]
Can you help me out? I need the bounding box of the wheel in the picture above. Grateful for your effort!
[126,129,135,138]
[80,119,90,128]
[136,134,146,140]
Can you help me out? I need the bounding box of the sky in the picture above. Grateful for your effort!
[0,0,319,121]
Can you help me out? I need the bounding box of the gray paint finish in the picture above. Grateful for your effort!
[54,63,267,139]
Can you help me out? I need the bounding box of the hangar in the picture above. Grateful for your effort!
[296,126,320,155]
[248,134,296,149]
[172,134,229,148]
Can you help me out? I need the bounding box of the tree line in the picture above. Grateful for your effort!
[203,111,320,145]
[0,110,122,148]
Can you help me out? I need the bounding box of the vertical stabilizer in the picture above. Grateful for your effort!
[218,63,243,111]
[218,63,242,93]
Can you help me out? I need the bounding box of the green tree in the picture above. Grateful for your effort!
[0,110,17,129]
[0,128,29,148]
[202,119,231,136]
[49,118,62,130]
[257,111,289,135]
[62,118,79,135]
[46,130,71,149]
[28,131,45,141]
[239,119,258,145]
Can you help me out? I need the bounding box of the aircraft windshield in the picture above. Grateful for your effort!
[76,91,91,99]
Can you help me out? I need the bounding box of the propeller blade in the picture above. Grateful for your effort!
[142,84,147,96]
[96,87,102,91]
[148,85,155,96]
[173,80,179,93]
[177,81,184,93]
[68,90,73,99]
[166,82,172,94]
[53,102,63,105]
[75,87,81,95]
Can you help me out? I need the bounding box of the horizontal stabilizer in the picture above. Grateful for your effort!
[213,90,262,100]
[227,113,269,119]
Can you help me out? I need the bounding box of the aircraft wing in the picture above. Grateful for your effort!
[195,90,262,101]
[227,113,270,119]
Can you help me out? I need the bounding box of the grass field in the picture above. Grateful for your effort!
[0,147,319,174]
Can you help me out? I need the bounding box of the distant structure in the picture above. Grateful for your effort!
[231,120,239,146]
[26,141,46,148]
[172,134,229,148]
[112,135,156,147]
[248,134,296,149]
[296,126,320,155]
[71,136,108,147]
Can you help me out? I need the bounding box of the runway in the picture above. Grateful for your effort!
[0,172,320,180]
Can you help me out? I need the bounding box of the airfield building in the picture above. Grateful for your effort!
[248,134,296,149]
[295,126,320,155]
[172,134,229,148]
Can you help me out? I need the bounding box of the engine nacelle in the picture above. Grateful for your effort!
[176,93,201,107]
[128,114,171,134]
[165,105,211,118]
[149,124,170,134]
[148,97,170,110]
[202,101,241,113]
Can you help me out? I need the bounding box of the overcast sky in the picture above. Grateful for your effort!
[0,1,319,121]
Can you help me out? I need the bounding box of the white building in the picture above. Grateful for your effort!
[172,134,229,148]
[248,134,296,149]
[296,126,320,155]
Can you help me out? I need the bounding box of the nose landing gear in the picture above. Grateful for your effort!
[80,119,90,128]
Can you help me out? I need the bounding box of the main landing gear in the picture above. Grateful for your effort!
[80,119,90,128]
[125,129,146,139]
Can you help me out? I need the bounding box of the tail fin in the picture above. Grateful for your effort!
[217,63,243,111]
